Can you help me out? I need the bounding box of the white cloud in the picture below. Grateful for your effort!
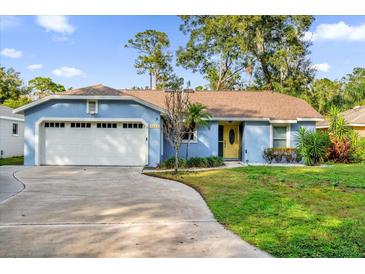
[27,64,43,70]
[0,16,21,30]
[36,16,75,34]
[53,67,86,78]
[307,21,365,42]
[311,63,331,73]
[0,48,22,58]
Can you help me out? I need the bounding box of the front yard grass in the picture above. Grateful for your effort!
[152,164,365,257]
[0,156,24,166]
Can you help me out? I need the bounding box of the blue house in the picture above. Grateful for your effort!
[14,84,323,167]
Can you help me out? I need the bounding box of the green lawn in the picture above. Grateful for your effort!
[0,156,24,166]
[152,164,365,258]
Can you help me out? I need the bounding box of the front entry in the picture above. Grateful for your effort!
[220,123,240,159]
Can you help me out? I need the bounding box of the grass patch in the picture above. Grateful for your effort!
[152,164,365,257]
[0,156,24,166]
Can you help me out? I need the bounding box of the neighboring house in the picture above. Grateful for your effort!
[317,105,365,137]
[0,105,24,158]
[13,84,322,167]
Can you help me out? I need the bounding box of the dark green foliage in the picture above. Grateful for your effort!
[160,157,186,169]
[0,67,29,104]
[177,15,314,94]
[184,102,212,159]
[159,156,224,169]
[206,156,224,167]
[297,128,331,166]
[305,68,365,115]
[125,29,182,90]
[186,157,209,168]
[327,107,365,163]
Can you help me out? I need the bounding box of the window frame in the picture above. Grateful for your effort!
[12,123,19,136]
[181,126,198,143]
[270,124,290,148]
[86,100,98,114]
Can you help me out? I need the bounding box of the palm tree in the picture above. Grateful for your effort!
[184,103,212,160]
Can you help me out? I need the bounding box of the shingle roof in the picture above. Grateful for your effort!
[61,84,125,96]
[123,90,322,120]
[317,105,365,127]
[0,105,24,119]
[39,84,323,120]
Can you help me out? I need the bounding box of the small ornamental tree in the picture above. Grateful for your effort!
[184,103,212,160]
[162,90,189,173]
[327,106,352,163]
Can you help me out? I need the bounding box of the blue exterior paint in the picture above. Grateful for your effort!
[23,97,317,166]
[163,121,219,160]
[290,121,316,148]
[243,121,271,163]
[243,121,316,163]
[24,99,161,167]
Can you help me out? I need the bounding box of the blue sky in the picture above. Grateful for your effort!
[1,15,365,89]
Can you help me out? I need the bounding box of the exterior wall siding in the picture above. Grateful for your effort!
[163,121,219,160]
[243,121,271,163]
[243,121,316,163]
[24,99,161,167]
[0,118,24,158]
[290,121,316,148]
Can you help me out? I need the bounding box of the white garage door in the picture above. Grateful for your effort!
[42,121,147,166]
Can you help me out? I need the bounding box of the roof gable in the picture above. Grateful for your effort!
[317,105,365,127]
[0,105,24,119]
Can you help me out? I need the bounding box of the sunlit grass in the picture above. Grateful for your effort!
[152,164,365,257]
[0,156,23,166]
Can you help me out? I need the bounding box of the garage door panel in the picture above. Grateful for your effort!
[43,123,147,166]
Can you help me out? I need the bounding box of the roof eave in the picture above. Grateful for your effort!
[13,95,164,114]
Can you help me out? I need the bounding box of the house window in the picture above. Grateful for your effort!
[71,122,91,128]
[182,126,197,142]
[12,123,18,135]
[272,126,288,148]
[87,100,98,114]
[97,123,117,128]
[122,123,144,129]
[45,122,65,128]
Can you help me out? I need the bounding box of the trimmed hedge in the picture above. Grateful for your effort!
[159,156,224,169]
[263,148,302,164]
[159,157,186,169]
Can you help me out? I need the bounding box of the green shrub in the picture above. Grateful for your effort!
[206,156,224,167]
[297,128,331,166]
[349,132,365,162]
[186,157,208,168]
[159,156,224,169]
[160,157,186,169]
[263,148,275,163]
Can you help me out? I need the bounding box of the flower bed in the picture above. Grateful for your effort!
[263,148,302,164]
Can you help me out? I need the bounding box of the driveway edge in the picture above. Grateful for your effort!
[0,166,28,204]
[143,172,272,258]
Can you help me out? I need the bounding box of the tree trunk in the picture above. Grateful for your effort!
[258,55,274,90]
[185,130,192,160]
[174,149,179,173]
[149,70,153,90]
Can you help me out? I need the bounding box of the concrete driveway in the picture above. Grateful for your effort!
[0,166,270,257]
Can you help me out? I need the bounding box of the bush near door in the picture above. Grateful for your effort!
[159,156,224,169]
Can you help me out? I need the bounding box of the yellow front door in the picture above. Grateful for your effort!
[223,125,240,159]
